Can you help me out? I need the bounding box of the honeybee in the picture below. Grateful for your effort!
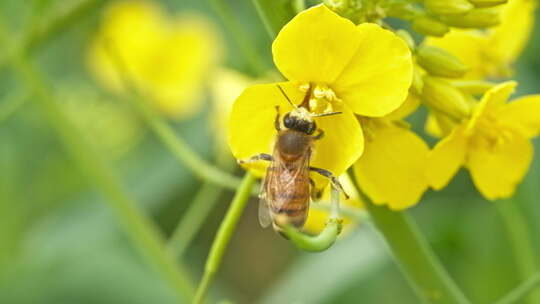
[239,85,348,233]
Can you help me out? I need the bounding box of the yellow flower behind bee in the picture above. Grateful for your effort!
[209,69,255,149]
[425,0,537,79]
[228,4,413,189]
[303,175,363,234]
[427,81,540,200]
[88,0,221,119]
[354,116,430,210]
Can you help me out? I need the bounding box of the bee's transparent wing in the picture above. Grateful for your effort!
[258,176,272,228]
[258,197,272,228]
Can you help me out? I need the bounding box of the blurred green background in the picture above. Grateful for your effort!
[1,0,539,303]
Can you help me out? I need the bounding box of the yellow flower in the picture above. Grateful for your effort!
[425,0,537,79]
[427,81,540,200]
[354,114,430,210]
[228,4,413,188]
[88,0,221,119]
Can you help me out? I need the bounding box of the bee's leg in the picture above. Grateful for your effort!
[274,106,281,131]
[309,167,349,199]
[312,129,324,140]
[309,178,323,201]
[238,153,273,165]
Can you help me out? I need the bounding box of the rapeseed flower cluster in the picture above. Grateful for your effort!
[88,0,539,234]
[227,0,539,221]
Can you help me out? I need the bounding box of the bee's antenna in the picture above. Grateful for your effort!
[310,111,342,117]
[276,85,297,108]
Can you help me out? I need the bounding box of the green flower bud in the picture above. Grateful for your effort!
[440,7,500,28]
[412,16,450,37]
[468,0,507,8]
[451,80,497,95]
[396,29,416,50]
[422,76,470,119]
[425,0,473,15]
[386,2,421,20]
[416,45,469,78]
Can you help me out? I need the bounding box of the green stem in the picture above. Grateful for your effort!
[169,181,224,258]
[210,0,268,75]
[0,0,107,69]
[496,199,540,304]
[251,0,296,38]
[282,219,341,252]
[282,184,342,252]
[0,91,28,122]
[1,35,194,302]
[494,272,540,304]
[348,171,469,304]
[168,151,234,258]
[194,173,256,304]
[126,93,242,190]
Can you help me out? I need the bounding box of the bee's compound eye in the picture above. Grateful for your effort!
[283,113,294,128]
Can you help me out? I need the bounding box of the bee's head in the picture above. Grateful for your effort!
[274,84,342,135]
[283,107,317,135]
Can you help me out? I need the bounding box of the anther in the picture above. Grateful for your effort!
[313,86,326,99]
[299,83,310,93]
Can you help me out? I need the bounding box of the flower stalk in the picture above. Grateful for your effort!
[0,0,106,70]
[251,0,296,38]
[168,151,235,258]
[496,199,540,304]
[494,272,540,304]
[349,171,470,304]
[210,0,268,75]
[194,173,257,304]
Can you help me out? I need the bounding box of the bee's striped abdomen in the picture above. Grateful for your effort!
[266,163,310,228]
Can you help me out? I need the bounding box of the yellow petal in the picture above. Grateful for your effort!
[303,208,331,235]
[468,81,517,131]
[354,122,429,210]
[228,82,304,176]
[333,23,413,117]
[466,133,533,200]
[384,93,420,121]
[272,4,360,83]
[425,112,443,138]
[490,0,537,66]
[427,126,467,190]
[498,95,540,138]
[310,101,364,188]
[303,175,362,235]
[228,82,364,184]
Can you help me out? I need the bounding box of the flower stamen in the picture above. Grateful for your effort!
[304,83,341,115]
